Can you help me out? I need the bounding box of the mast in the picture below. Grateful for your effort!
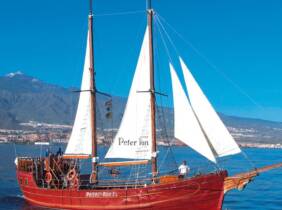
[89,0,98,183]
[147,0,157,178]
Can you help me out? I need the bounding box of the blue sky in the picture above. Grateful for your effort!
[1,0,282,122]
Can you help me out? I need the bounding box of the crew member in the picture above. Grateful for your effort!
[45,148,50,157]
[178,160,190,178]
[56,147,63,156]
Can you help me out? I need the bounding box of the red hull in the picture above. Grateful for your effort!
[17,170,227,210]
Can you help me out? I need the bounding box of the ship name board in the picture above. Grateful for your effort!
[85,191,118,198]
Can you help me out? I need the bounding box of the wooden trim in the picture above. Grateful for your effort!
[224,162,282,194]
[98,160,149,167]
[63,155,91,159]
[224,171,257,194]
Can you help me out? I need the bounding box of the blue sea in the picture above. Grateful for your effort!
[0,143,282,210]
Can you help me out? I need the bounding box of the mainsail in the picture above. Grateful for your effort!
[105,27,152,160]
[65,31,92,157]
[170,64,216,162]
[179,57,241,157]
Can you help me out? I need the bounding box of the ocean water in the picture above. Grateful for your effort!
[0,143,282,210]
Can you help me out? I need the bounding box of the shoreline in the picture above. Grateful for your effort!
[238,143,282,149]
[1,141,282,150]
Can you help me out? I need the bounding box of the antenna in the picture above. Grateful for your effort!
[89,0,93,15]
[147,0,152,10]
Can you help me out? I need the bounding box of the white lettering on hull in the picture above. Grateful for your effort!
[85,192,118,198]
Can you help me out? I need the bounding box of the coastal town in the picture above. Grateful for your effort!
[0,121,182,146]
[1,120,282,149]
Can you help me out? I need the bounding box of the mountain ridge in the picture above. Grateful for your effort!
[1,72,282,144]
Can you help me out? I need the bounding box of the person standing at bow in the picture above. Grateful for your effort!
[178,160,190,178]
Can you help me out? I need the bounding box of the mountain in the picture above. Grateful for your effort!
[0,72,77,128]
[221,114,282,144]
[0,72,125,130]
[0,72,282,144]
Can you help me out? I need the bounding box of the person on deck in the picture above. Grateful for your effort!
[56,147,63,157]
[45,148,50,157]
[178,160,190,178]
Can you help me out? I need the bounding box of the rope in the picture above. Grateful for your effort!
[154,16,173,64]
[153,17,178,172]
[94,10,145,17]
[154,13,256,171]
[155,13,264,111]
[155,16,202,171]
[240,150,256,169]
[13,143,17,158]
[109,16,146,95]
[155,14,180,59]
[156,18,203,171]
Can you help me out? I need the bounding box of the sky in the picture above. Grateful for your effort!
[1,0,282,122]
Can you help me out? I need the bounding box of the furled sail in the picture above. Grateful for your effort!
[170,64,216,162]
[105,27,152,160]
[179,57,241,157]
[64,31,92,157]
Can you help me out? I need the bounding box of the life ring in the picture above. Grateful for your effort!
[67,169,76,181]
[45,172,52,184]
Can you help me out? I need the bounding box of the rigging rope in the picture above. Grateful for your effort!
[153,18,178,172]
[154,16,205,171]
[155,13,264,111]
[13,143,17,158]
[154,12,255,171]
[94,10,145,17]
[108,16,146,96]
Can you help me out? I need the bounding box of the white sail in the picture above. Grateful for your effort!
[170,64,216,162]
[179,57,241,157]
[105,27,152,160]
[65,31,92,157]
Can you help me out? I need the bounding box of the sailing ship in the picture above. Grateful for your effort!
[15,1,282,209]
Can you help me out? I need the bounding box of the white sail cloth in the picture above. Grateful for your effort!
[105,27,152,160]
[65,31,92,157]
[170,64,216,162]
[179,57,241,158]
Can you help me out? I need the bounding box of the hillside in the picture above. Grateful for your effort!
[0,71,282,145]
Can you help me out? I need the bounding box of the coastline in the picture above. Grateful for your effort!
[238,143,282,149]
[1,141,282,150]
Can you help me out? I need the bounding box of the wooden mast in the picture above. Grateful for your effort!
[147,0,157,178]
[89,0,98,184]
